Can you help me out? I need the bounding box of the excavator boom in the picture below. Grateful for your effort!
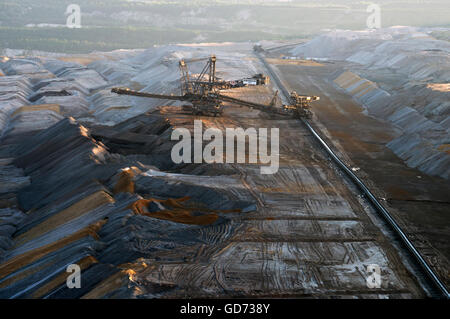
[111,55,319,118]
[111,87,188,102]
[216,91,285,115]
[111,87,286,116]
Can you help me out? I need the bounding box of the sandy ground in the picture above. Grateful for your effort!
[267,57,450,288]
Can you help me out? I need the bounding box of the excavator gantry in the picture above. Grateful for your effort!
[111,55,319,118]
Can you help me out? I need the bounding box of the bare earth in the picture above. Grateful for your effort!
[268,59,450,289]
[125,100,424,298]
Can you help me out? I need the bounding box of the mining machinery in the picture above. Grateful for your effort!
[253,44,265,53]
[179,55,223,94]
[111,87,318,118]
[179,55,269,91]
[112,55,277,116]
[111,55,318,117]
[111,87,280,117]
[283,91,320,119]
[253,73,270,85]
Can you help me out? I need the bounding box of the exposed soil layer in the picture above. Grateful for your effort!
[122,104,425,298]
[269,59,450,288]
[0,37,443,298]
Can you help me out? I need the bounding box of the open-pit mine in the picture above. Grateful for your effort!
[0,26,449,299]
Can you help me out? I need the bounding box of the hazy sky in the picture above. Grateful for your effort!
[1,0,448,53]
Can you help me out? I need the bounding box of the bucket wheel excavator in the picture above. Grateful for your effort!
[111,55,280,116]
[111,55,319,117]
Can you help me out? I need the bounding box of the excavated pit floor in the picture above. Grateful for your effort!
[266,57,450,289]
[110,102,425,298]
[0,40,445,298]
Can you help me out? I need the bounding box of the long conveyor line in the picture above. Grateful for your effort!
[255,50,450,299]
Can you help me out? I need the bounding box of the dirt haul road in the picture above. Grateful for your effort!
[264,57,450,291]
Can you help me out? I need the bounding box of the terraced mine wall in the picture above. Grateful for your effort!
[0,47,261,297]
[332,70,449,180]
[0,40,438,298]
[0,116,256,298]
[291,27,450,180]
